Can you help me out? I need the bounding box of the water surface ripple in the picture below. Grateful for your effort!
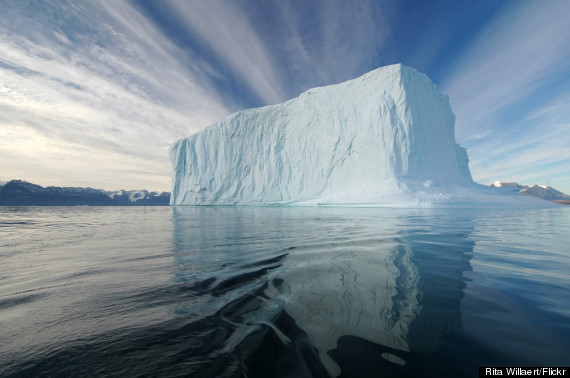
[0,206,568,377]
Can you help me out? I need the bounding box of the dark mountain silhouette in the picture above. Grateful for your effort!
[0,180,170,206]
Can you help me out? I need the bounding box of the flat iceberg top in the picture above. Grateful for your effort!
[170,64,555,208]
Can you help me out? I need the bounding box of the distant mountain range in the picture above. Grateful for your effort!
[0,180,170,206]
[490,182,570,204]
[1,179,567,206]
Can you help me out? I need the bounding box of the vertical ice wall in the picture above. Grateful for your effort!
[170,64,473,205]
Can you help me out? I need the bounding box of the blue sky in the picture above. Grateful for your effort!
[1,0,569,193]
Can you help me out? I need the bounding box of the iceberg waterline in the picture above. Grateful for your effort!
[170,64,555,207]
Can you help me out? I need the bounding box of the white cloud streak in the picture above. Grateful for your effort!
[0,0,392,190]
[165,0,287,105]
[443,0,570,138]
[466,95,570,193]
[0,0,231,190]
[441,0,570,193]
[165,0,391,103]
[3,0,567,194]
[278,1,391,91]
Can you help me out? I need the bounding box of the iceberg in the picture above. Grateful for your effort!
[170,64,556,207]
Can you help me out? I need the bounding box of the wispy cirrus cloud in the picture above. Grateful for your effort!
[468,113,570,188]
[441,0,570,191]
[0,0,230,190]
[275,1,391,91]
[2,0,568,194]
[165,0,391,103]
[164,0,287,105]
[0,0,393,190]
[442,0,570,138]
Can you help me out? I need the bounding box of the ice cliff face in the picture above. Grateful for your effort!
[170,64,546,206]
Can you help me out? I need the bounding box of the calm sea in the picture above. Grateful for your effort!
[0,206,568,377]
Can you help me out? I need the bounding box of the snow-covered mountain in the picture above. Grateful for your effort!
[170,64,556,207]
[0,180,170,206]
[490,182,570,202]
[105,189,170,204]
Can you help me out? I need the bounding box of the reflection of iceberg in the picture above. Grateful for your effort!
[260,215,474,376]
[169,207,474,377]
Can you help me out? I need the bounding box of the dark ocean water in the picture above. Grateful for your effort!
[0,206,568,377]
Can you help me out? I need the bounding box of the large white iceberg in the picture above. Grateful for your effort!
[170,64,555,207]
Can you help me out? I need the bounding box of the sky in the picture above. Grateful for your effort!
[1,0,569,193]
